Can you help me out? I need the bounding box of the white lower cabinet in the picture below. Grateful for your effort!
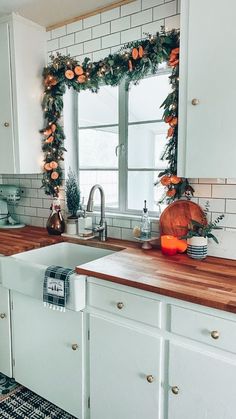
[89,315,162,419]
[168,343,236,419]
[0,285,12,377]
[12,291,84,418]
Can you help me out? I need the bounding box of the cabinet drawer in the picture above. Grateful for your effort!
[170,305,236,353]
[88,283,161,328]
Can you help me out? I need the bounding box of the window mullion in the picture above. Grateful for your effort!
[118,81,128,213]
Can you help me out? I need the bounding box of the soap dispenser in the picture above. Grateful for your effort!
[140,200,151,239]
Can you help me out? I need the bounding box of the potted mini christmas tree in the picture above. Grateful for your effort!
[65,168,80,234]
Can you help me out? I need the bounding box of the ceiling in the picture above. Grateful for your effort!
[0,0,121,28]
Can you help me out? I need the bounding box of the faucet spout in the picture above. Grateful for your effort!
[86,184,107,241]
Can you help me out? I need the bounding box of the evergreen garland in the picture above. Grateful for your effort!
[40,28,193,202]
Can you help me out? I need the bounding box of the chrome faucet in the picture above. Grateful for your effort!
[86,184,107,242]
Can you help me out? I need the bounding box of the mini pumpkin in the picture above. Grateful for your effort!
[65,70,75,80]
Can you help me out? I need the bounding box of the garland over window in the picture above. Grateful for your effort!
[41,28,194,202]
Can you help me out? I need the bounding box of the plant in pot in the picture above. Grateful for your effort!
[65,168,80,235]
[181,202,224,260]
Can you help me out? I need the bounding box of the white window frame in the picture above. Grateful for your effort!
[76,69,170,216]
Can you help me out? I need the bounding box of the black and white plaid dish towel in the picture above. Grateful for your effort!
[43,265,74,312]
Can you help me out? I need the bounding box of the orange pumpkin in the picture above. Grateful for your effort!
[65,70,75,80]
[51,171,59,180]
[170,175,181,185]
[77,74,86,83]
[160,176,171,186]
[74,66,84,76]
[132,48,139,60]
[44,163,52,171]
[49,161,58,169]
[176,239,187,253]
[51,124,56,133]
[166,189,176,197]
[167,127,174,138]
[138,46,144,58]
[45,136,54,144]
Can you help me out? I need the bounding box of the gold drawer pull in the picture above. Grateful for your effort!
[71,343,79,351]
[0,313,6,319]
[211,330,220,340]
[146,375,154,383]
[116,302,124,310]
[171,386,179,395]
[3,122,10,127]
[191,98,200,106]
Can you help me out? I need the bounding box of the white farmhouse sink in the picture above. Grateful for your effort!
[1,242,114,311]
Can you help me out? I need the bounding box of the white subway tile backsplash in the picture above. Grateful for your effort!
[46,31,51,41]
[93,48,111,62]
[212,185,236,199]
[142,0,164,10]
[25,207,37,217]
[142,19,164,35]
[84,38,101,53]
[31,198,43,208]
[121,228,136,241]
[83,14,101,29]
[47,39,59,52]
[67,20,83,34]
[121,27,141,43]
[102,33,120,48]
[92,22,110,38]
[51,26,66,39]
[107,226,122,239]
[67,43,84,57]
[226,200,236,214]
[131,9,153,27]
[75,28,92,43]
[101,8,120,23]
[59,34,75,48]
[191,184,212,198]
[199,178,225,184]
[198,198,225,213]
[212,213,236,229]
[153,1,177,20]
[113,218,131,228]
[165,13,180,30]
[111,16,131,33]
[121,0,142,17]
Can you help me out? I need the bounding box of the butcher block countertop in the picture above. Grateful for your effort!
[1,226,236,313]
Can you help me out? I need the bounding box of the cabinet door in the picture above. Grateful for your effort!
[12,292,84,419]
[178,0,236,178]
[90,315,162,419]
[168,343,236,419]
[0,286,12,377]
[0,22,15,173]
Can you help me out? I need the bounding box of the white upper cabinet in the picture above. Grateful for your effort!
[0,14,46,174]
[178,0,236,178]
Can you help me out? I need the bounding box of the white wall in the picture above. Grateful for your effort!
[1,0,236,258]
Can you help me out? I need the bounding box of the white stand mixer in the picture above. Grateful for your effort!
[0,185,25,228]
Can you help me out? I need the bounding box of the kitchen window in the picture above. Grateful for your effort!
[77,71,171,215]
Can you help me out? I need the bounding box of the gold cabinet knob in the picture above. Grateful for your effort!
[116,302,124,310]
[171,386,179,395]
[71,343,79,351]
[191,98,200,106]
[211,330,220,340]
[3,122,10,127]
[146,375,154,383]
[0,313,6,319]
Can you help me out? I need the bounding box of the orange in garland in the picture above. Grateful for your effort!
[128,60,133,72]
[74,66,84,76]
[165,116,173,123]
[65,70,75,80]
[49,161,58,169]
[44,75,58,87]
[170,117,178,127]
[44,163,52,171]
[45,136,54,144]
[167,126,174,138]
[51,123,56,133]
[51,171,59,180]
[138,46,144,58]
[132,48,139,60]
[166,189,176,197]
[77,74,86,83]
[169,47,179,67]
[170,175,181,185]
[44,128,52,136]
[160,176,171,186]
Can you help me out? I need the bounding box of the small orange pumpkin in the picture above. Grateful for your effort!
[49,161,58,169]
[132,48,139,60]
[65,70,75,80]
[74,66,84,76]
[51,171,59,180]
